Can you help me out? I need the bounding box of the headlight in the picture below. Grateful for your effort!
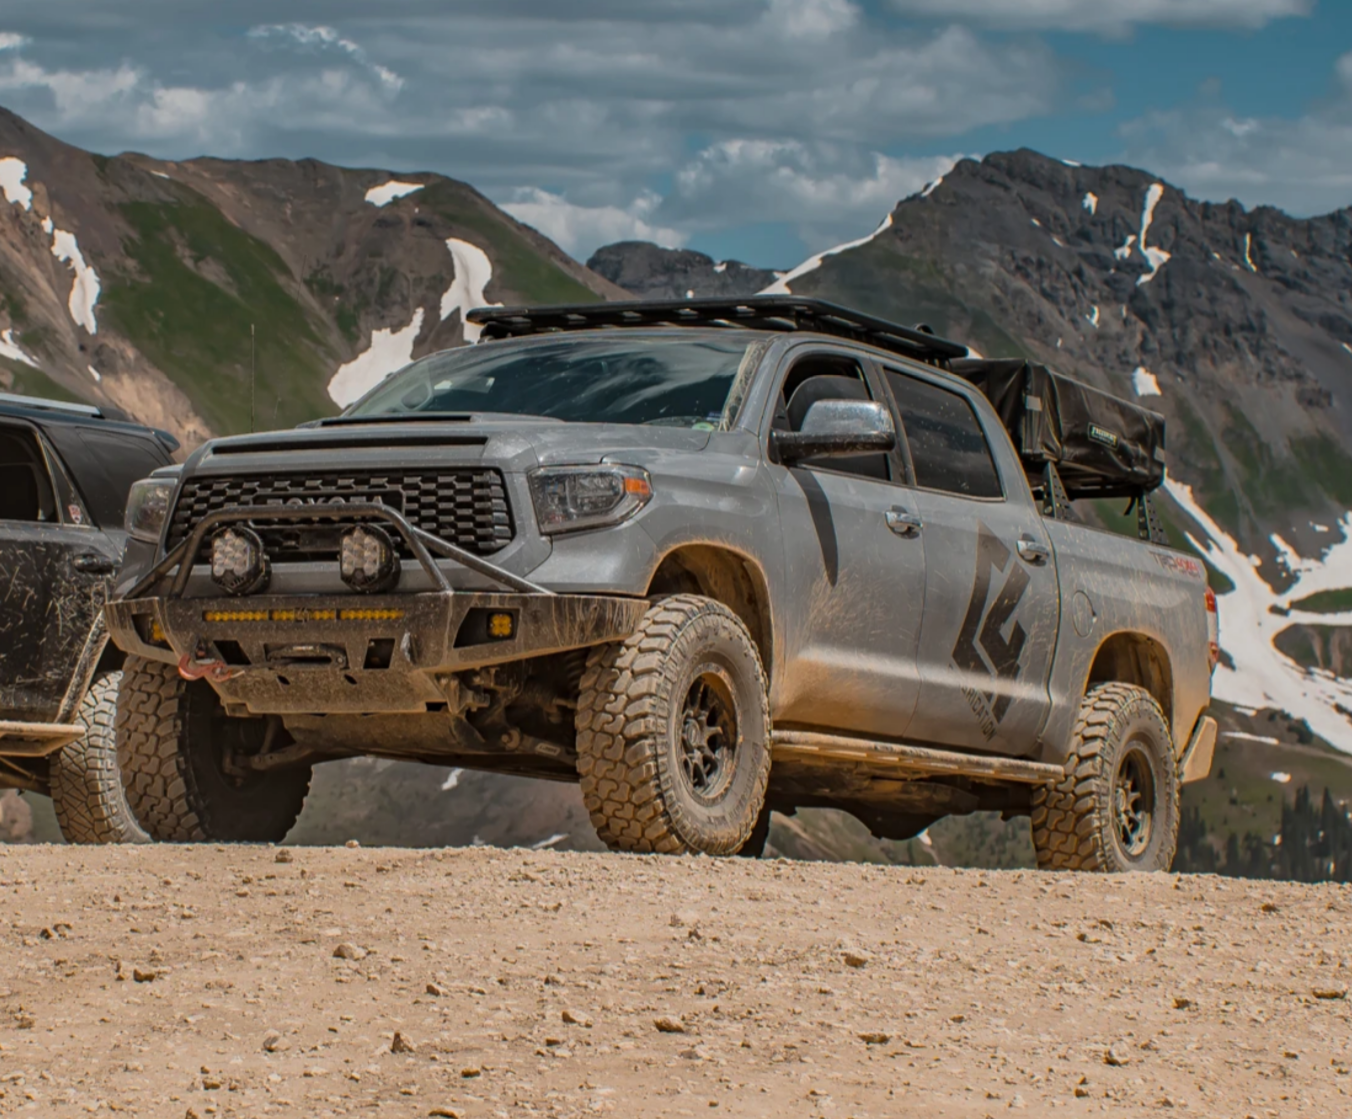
[124,477,177,544]
[528,465,653,534]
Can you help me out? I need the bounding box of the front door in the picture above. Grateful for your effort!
[0,423,110,722]
[879,366,1059,756]
[768,349,927,739]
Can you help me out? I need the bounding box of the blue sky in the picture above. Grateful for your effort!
[1,1,1350,268]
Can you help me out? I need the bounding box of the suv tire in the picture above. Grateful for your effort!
[116,656,311,842]
[49,671,151,845]
[1030,682,1180,873]
[576,595,770,855]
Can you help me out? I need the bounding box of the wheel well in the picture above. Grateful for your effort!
[646,546,773,675]
[95,641,126,677]
[1085,632,1173,727]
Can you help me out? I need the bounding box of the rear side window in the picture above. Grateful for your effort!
[886,370,1002,499]
[41,426,171,529]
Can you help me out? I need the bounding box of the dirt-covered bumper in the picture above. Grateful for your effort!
[106,591,646,716]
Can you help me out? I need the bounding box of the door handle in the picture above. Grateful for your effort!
[885,508,922,537]
[1016,535,1049,565]
[73,553,116,575]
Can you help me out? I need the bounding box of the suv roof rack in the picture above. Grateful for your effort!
[467,297,970,367]
[0,391,104,418]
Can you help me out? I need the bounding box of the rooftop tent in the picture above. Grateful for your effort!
[950,358,1166,498]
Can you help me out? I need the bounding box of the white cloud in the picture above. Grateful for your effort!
[765,0,859,38]
[663,139,964,246]
[887,0,1310,31]
[0,32,28,51]
[1118,53,1352,216]
[502,188,686,259]
[248,23,404,91]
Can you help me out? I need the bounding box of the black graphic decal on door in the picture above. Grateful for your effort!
[952,523,1030,737]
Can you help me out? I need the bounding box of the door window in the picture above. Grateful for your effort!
[775,354,892,481]
[885,370,1002,499]
[0,427,56,522]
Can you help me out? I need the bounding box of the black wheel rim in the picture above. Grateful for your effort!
[677,664,739,805]
[1113,741,1157,859]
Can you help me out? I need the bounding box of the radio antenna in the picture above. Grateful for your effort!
[249,323,256,433]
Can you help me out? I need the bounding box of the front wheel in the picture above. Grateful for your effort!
[575,595,770,855]
[1030,682,1180,873]
[49,671,151,845]
[115,656,311,842]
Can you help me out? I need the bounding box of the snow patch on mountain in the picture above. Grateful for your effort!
[365,180,424,207]
[1082,192,1098,216]
[713,261,728,274]
[1244,233,1257,272]
[920,176,943,198]
[50,229,99,334]
[0,158,32,210]
[327,308,425,407]
[1132,366,1161,396]
[759,214,894,296]
[1165,478,1352,751]
[440,238,499,343]
[1343,342,1352,356]
[0,329,38,368]
[1114,234,1136,261]
[1086,305,1099,328]
[1137,183,1171,286]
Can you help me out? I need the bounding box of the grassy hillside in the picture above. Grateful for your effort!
[102,191,336,433]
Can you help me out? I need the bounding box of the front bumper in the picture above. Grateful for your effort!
[106,591,647,716]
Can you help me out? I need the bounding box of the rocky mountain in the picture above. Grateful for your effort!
[587,241,780,301]
[0,107,628,446]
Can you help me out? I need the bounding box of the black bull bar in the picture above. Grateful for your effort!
[106,503,648,716]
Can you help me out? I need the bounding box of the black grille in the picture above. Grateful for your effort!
[166,470,513,562]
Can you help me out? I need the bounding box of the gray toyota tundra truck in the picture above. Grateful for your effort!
[104,297,1218,870]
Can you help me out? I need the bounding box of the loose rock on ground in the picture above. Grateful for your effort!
[0,846,1348,1116]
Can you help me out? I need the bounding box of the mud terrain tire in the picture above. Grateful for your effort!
[116,656,311,843]
[1030,682,1180,873]
[576,595,770,855]
[49,671,151,845]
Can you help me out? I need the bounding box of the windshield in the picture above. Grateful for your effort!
[346,334,755,428]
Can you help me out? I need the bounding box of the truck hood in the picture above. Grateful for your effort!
[184,420,713,476]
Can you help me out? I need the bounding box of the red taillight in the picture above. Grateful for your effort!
[1204,585,1220,673]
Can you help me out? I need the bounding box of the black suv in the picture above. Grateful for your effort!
[0,392,177,842]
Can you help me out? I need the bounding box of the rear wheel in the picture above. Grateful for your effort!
[49,671,150,845]
[1030,682,1179,873]
[116,656,311,842]
[575,595,770,855]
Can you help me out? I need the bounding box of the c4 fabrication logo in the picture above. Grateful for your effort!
[952,523,1030,741]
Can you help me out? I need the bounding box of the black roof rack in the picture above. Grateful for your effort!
[467,297,970,367]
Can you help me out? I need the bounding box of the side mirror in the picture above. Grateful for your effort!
[772,398,896,465]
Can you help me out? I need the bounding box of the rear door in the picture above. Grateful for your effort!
[879,366,1059,756]
[0,423,113,722]
[767,346,927,739]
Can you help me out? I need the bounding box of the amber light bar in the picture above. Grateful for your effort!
[202,608,405,623]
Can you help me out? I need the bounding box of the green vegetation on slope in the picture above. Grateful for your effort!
[1290,588,1352,614]
[101,191,337,434]
[0,358,83,403]
[421,183,602,307]
[794,239,1028,359]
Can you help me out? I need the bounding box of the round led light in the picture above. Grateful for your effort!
[209,526,270,596]
[339,524,399,594]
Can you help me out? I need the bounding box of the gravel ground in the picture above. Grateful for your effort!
[0,846,1349,1118]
